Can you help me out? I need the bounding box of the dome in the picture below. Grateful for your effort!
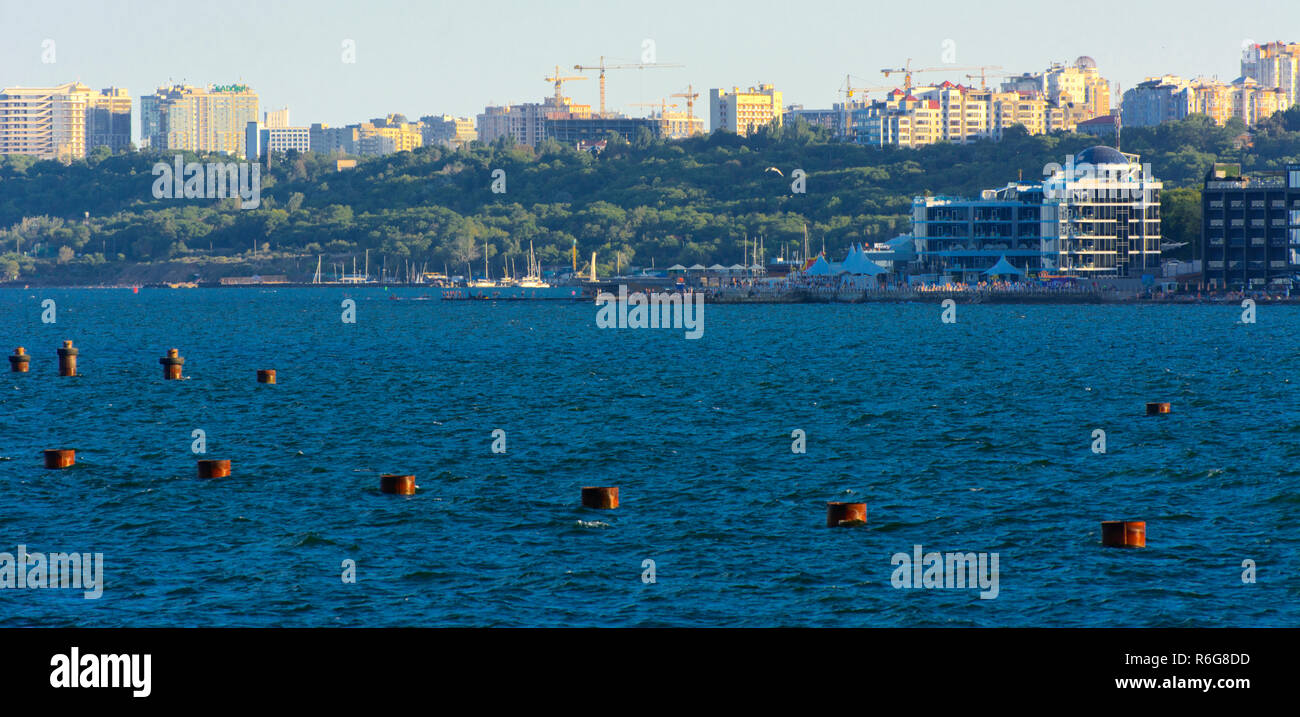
[1075,146,1127,165]
[1075,55,1097,69]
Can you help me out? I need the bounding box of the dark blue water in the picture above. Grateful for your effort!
[1,288,1297,626]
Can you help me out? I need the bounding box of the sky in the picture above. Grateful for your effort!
[1,0,1298,141]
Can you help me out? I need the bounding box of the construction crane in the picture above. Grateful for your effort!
[573,56,685,117]
[970,72,1042,92]
[839,74,894,101]
[959,66,1006,89]
[671,85,699,121]
[545,65,587,105]
[628,100,679,116]
[880,58,1004,93]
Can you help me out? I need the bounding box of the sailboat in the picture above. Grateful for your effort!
[468,240,497,287]
[518,240,551,288]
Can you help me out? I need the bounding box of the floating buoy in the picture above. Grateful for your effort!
[56,340,78,377]
[581,486,619,509]
[159,348,184,380]
[1146,402,1171,416]
[1101,520,1146,548]
[43,449,75,469]
[197,459,230,478]
[9,347,30,373]
[257,369,276,384]
[380,474,416,495]
[826,501,867,527]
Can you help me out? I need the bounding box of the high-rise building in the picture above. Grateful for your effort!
[420,114,478,147]
[264,107,290,129]
[141,84,259,157]
[86,87,132,153]
[0,82,130,160]
[1044,57,1111,123]
[477,95,592,147]
[245,121,311,160]
[1241,42,1300,109]
[1121,75,1192,127]
[1201,162,1300,290]
[855,89,941,147]
[309,123,358,155]
[1124,74,1285,128]
[709,84,782,136]
[911,146,1161,280]
[356,115,423,156]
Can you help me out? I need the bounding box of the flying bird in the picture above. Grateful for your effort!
[764,167,783,177]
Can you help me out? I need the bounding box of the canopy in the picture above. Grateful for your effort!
[708,264,728,271]
[842,252,888,275]
[666,264,687,271]
[982,256,1025,276]
[688,264,706,271]
[804,255,834,276]
[728,264,746,271]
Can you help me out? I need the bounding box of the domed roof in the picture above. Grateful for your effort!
[1075,146,1127,165]
[1075,55,1097,69]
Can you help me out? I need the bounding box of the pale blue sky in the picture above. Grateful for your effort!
[1,0,1297,139]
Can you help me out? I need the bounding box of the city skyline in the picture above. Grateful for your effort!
[2,0,1298,142]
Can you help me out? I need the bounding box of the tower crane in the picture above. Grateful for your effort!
[545,65,587,105]
[839,74,895,101]
[671,84,699,121]
[573,56,685,117]
[880,58,1004,93]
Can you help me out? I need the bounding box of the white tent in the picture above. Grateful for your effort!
[804,255,834,276]
[666,264,687,272]
[843,252,888,275]
[982,256,1025,277]
[688,264,706,271]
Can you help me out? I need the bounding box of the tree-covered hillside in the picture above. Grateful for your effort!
[3,109,1300,282]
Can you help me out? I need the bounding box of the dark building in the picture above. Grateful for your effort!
[543,117,658,144]
[1201,163,1300,291]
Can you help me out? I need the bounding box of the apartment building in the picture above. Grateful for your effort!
[141,84,259,157]
[709,84,782,136]
[0,82,131,160]
[1123,74,1285,127]
[309,123,359,155]
[1241,42,1300,109]
[1121,75,1192,127]
[911,146,1162,280]
[1201,162,1300,290]
[420,114,477,147]
[477,95,592,147]
[86,87,132,153]
[245,122,311,160]
[1044,57,1111,122]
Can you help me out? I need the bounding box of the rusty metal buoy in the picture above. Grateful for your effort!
[581,486,619,509]
[9,347,29,373]
[380,474,416,495]
[197,459,231,478]
[1146,402,1171,416]
[56,340,78,377]
[826,501,867,527]
[257,369,276,384]
[1101,520,1146,548]
[159,348,184,380]
[43,449,75,469]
